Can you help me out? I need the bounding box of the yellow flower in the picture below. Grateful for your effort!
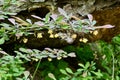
[82,38,88,43]
[32,58,39,62]
[48,29,53,34]
[93,30,98,35]
[48,58,52,61]
[71,34,77,39]
[89,31,93,34]
[57,57,62,60]
[23,38,28,43]
[37,33,42,38]
[54,34,59,38]
[79,38,83,42]
[35,59,39,62]
[102,55,106,59]
[49,34,54,38]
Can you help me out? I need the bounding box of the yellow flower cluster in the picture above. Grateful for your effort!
[71,34,77,39]
[37,33,43,38]
[93,30,98,35]
[23,38,28,43]
[57,57,62,60]
[48,29,59,38]
[48,30,53,34]
[48,58,52,61]
[79,38,88,43]
[48,57,62,61]
[90,30,98,36]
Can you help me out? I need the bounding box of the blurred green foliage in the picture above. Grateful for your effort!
[63,44,94,63]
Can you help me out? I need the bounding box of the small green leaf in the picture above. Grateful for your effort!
[61,25,69,29]
[92,20,96,26]
[66,68,73,74]
[0,37,5,45]
[60,69,68,75]
[4,12,17,15]
[85,62,90,69]
[77,69,84,72]
[45,12,51,23]
[14,51,30,61]
[0,23,12,30]
[91,70,103,78]
[112,35,120,45]
[33,49,40,54]
[19,48,34,54]
[56,16,63,23]
[48,73,56,80]
[19,48,28,53]
[78,63,85,68]
[2,0,11,9]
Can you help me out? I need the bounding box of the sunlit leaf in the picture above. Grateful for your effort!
[19,48,28,53]
[33,49,41,54]
[49,54,56,58]
[66,68,73,74]
[0,37,5,45]
[78,63,85,68]
[45,47,53,52]
[48,73,56,80]
[85,62,90,69]
[77,69,84,72]
[68,53,76,57]
[0,51,7,54]
[60,69,68,75]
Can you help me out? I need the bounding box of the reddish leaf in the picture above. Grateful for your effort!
[31,15,43,21]
[96,25,115,29]
[8,18,16,25]
[51,14,58,21]
[87,14,93,22]
[34,21,44,26]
